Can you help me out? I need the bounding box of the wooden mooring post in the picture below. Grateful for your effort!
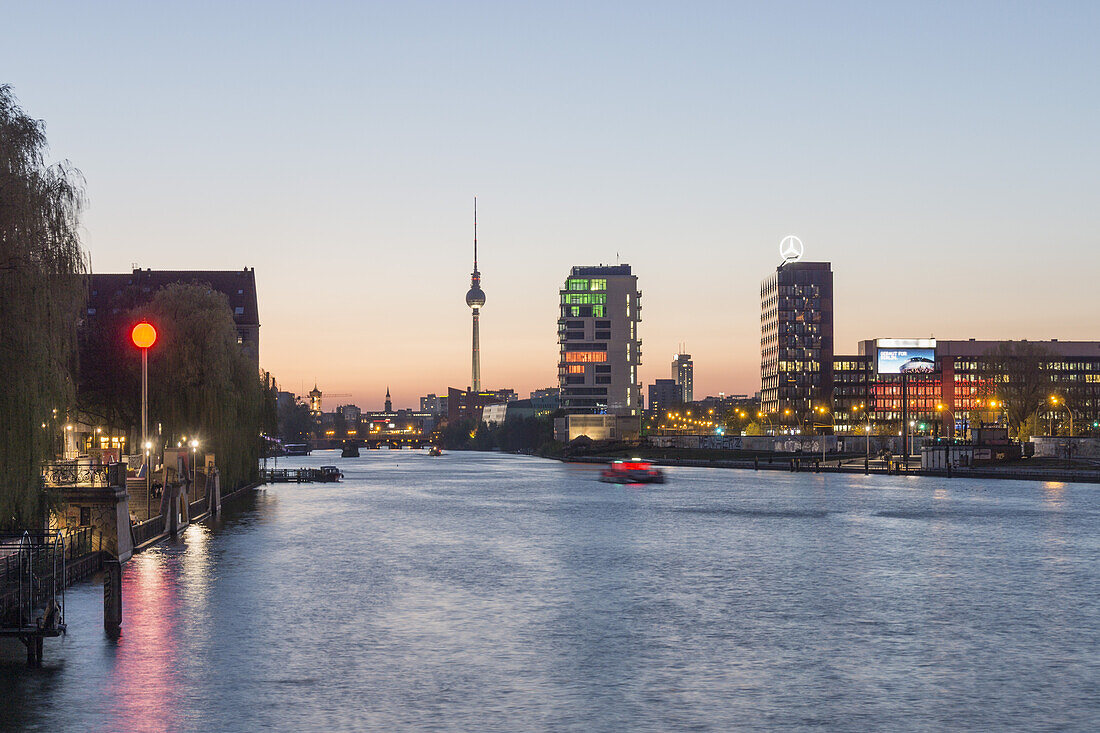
[104,557,122,636]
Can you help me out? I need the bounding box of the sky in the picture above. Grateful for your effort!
[4,1,1099,410]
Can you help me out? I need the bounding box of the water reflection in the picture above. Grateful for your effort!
[3,452,1098,731]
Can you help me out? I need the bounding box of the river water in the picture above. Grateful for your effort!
[2,451,1098,731]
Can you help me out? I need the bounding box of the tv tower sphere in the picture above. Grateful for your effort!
[466,284,485,309]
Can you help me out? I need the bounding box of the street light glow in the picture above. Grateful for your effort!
[130,321,158,349]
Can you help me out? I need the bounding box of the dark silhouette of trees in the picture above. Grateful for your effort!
[981,341,1052,440]
[0,85,88,528]
[278,399,314,443]
[141,283,267,490]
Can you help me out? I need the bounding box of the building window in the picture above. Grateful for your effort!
[565,352,607,363]
[234,306,244,315]
[567,278,588,291]
[567,365,585,374]
[590,278,606,291]
[79,506,91,527]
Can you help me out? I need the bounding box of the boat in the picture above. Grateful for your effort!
[341,443,360,458]
[285,443,312,456]
[599,459,665,484]
[318,466,343,482]
[428,446,443,456]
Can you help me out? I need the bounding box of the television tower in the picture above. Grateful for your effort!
[465,198,486,392]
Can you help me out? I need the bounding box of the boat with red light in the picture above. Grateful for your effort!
[599,459,665,484]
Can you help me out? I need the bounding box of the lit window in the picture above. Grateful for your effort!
[567,365,585,374]
[565,352,607,363]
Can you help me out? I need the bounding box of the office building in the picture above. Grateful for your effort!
[648,379,680,414]
[828,338,1100,437]
[419,393,449,416]
[447,387,517,424]
[672,350,693,403]
[760,260,833,418]
[557,264,642,415]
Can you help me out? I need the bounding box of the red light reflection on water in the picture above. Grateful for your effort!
[106,550,184,731]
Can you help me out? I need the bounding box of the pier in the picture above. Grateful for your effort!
[261,466,342,484]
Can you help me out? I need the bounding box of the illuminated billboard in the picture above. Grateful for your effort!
[875,338,936,375]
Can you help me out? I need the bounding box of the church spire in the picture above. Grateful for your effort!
[385,386,392,413]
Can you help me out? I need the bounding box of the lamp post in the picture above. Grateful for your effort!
[757,411,774,435]
[190,439,199,484]
[936,403,955,439]
[1050,395,1074,437]
[814,405,834,464]
[130,322,157,468]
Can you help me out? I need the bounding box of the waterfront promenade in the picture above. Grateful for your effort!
[2,450,1097,731]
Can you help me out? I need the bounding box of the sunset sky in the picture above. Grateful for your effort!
[5,2,1098,410]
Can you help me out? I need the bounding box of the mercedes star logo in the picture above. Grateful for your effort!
[779,235,803,263]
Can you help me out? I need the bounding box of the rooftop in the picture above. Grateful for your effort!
[570,264,632,277]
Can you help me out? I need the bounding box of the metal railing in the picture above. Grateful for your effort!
[131,514,166,547]
[0,531,70,632]
[42,461,110,487]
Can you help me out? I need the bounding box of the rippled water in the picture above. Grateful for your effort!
[2,451,1098,731]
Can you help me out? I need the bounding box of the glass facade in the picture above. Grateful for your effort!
[760,262,834,420]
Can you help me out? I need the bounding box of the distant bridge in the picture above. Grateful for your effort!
[312,434,436,451]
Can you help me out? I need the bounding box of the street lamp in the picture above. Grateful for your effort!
[1049,395,1074,436]
[131,322,158,469]
[814,405,835,463]
[190,439,199,483]
[757,411,774,435]
[936,403,955,439]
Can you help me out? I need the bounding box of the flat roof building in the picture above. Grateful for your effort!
[672,351,693,403]
[558,265,642,416]
[830,338,1100,437]
[760,261,833,420]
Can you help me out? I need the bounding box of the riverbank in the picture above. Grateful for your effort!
[562,453,1100,484]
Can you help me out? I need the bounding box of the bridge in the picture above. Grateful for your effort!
[313,432,437,451]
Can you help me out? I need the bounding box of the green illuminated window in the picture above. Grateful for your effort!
[593,305,604,317]
[562,293,608,306]
[567,278,589,291]
[590,279,606,291]
[571,306,581,317]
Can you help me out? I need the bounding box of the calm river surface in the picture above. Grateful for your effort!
[2,451,1098,731]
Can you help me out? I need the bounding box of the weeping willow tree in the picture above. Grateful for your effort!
[141,283,266,491]
[0,85,88,529]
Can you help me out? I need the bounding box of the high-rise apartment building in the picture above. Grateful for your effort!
[672,351,693,403]
[760,261,834,418]
[648,378,680,413]
[558,265,642,415]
